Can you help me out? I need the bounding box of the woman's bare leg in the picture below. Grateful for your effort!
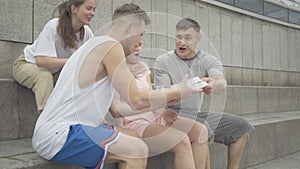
[143,124,196,169]
[172,117,210,169]
[205,144,211,169]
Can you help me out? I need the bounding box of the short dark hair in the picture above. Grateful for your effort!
[176,18,200,33]
[112,3,150,25]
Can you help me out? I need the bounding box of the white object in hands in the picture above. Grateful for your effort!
[156,77,208,90]
[187,77,208,89]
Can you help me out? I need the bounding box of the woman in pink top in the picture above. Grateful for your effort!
[110,43,211,169]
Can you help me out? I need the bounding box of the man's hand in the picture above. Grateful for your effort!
[202,76,227,95]
[202,77,212,95]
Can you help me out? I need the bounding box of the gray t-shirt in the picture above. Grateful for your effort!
[154,50,224,114]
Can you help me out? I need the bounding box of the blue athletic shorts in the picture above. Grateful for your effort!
[51,124,120,169]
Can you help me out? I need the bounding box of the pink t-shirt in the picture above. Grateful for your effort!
[117,62,166,137]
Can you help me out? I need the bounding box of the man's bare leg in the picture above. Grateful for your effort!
[227,133,248,169]
[105,128,148,169]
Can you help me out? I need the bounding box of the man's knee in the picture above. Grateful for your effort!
[214,113,253,145]
[239,133,249,141]
[127,138,149,158]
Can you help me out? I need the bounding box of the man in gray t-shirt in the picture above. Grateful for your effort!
[154,18,254,169]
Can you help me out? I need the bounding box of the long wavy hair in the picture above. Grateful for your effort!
[53,0,86,49]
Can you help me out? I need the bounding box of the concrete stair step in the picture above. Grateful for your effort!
[1,78,300,141]
[0,111,299,169]
[0,139,81,169]
[0,138,171,169]
[245,151,300,169]
[0,79,38,141]
[202,85,300,116]
[0,41,27,79]
[210,110,300,169]
[2,40,300,88]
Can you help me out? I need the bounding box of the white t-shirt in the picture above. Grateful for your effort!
[24,18,94,73]
[32,36,116,160]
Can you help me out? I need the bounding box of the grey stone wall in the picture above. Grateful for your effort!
[0,0,33,43]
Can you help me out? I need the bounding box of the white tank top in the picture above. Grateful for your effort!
[32,36,116,160]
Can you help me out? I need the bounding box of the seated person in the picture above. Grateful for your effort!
[154,18,254,169]
[110,42,211,169]
[13,0,95,112]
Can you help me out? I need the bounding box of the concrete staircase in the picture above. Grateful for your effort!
[0,38,299,169]
[1,0,300,167]
[1,77,300,169]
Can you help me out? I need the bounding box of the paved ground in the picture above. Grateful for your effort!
[246,151,300,169]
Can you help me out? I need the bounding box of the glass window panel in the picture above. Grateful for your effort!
[235,0,264,14]
[289,9,300,25]
[264,2,288,22]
